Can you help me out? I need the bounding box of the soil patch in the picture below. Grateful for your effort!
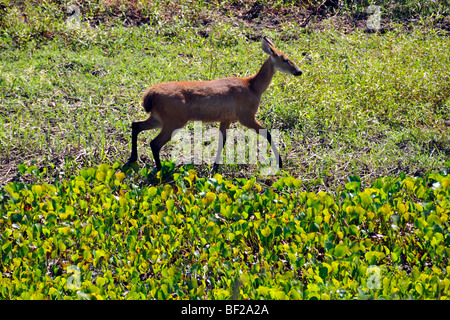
[85,0,450,35]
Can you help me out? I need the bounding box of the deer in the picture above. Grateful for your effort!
[124,36,302,172]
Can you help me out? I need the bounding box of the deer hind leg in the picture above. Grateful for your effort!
[213,121,230,172]
[239,116,283,169]
[125,115,162,166]
[150,121,186,170]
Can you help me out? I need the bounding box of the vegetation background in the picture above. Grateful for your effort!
[0,0,449,300]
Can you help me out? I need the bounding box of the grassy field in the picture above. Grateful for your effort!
[0,0,449,189]
[0,0,449,300]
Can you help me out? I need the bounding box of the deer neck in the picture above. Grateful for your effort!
[249,56,276,97]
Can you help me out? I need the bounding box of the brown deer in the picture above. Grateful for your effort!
[124,37,302,171]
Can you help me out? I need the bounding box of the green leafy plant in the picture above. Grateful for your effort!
[1,0,449,300]
[0,164,449,299]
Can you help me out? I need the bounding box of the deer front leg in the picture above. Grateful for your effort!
[239,116,282,169]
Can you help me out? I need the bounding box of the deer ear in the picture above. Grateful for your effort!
[262,37,275,55]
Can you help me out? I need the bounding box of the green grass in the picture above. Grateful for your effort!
[1,8,448,189]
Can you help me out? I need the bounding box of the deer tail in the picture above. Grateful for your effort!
[142,91,153,113]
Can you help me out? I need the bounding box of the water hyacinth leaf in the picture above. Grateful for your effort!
[359,192,372,208]
[441,178,450,190]
[432,224,443,234]
[348,176,361,183]
[148,187,158,197]
[140,167,148,178]
[32,185,43,197]
[17,163,27,174]
[391,251,399,262]
[292,179,302,189]
[324,241,334,251]
[349,225,360,237]
[10,212,22,223]
[319,265,329,280]
[97,164,109,172]
[26,165,38,176]
[2,241,12,254]
[261,227,271,238]
[426,214,441,226]
[334,244,348,258]
[166,199,175,212]
[345,176,361,192]
[115,172,126,182]
[205,192,217,203]
[310,222,320,232]
[58,241,66,253]
[58,227,71,236]
[415,282,424,296]
[274,226,283,237]
[96,171,106,182]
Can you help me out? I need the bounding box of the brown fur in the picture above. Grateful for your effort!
[124,37,302,171]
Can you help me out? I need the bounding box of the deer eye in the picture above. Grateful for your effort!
[281,57,288,63]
